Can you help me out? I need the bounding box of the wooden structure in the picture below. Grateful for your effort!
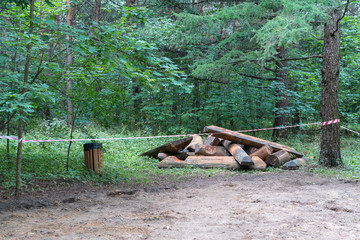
[140,125,306,171]
[203,125,303,157]
[84,143,104,174]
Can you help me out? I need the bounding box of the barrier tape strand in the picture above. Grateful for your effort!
[0,119,355,143]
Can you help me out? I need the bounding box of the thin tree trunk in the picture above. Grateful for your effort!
[94,0,101,24]
[273,46,289,139]
[7,113,10,156]
[15,0,35,197]
[65,0,76,127]
[320,8,342,167]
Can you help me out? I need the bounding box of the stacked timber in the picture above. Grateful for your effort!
[141,126,307,171]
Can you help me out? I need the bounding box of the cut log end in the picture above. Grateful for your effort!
[282,157,308,170]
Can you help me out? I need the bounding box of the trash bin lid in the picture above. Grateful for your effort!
[84,143,102,151]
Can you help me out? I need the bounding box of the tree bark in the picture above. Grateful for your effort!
[65,0,76,127]
[320,8,342,167]
[273,46,289,139]
[94,0,101,24]
[15,0,35,197]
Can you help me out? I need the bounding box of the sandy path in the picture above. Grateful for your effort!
[1,172,360,240]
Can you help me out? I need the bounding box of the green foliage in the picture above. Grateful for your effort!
[0,126,226,191]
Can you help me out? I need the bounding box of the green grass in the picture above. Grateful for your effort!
[0,124,227,192]
[1,124,360,193]
[281,132,360,180]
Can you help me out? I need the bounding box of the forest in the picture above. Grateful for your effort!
[1,0,360,195]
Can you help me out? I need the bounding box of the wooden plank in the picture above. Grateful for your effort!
[98,149,104,175]
[222,140,253,166]
[141,137,193,158]
[93,149,99,174]
[185,156,240,170]
[203,125,303,158]
[158,156,240,169]
[84,150,88,169]
[194,144,230,156]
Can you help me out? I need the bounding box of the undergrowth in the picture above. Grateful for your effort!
[1,123,360,195]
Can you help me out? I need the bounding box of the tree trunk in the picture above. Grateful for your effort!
[15,0,35,197]
[94,0,101,24]
[320,8,342,167]
[65,0,76,127]
[7,113,10,156]
[273,46,289,139]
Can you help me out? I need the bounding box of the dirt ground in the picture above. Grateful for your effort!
[1,171,360,240]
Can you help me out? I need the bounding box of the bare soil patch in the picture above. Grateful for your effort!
[1,171,360,240]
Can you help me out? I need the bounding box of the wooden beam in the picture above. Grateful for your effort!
[185,156,240,170]
[203,125,303,157]
[141,137,193,158]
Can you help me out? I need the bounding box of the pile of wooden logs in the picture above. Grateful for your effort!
[141,125,308,171]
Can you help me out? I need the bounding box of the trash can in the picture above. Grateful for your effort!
[84,143,104,175]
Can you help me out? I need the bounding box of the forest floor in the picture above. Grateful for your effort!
[1,171,360,240]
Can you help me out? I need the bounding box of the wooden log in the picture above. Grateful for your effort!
[265,150,290,167]
[195,144,230,156]
[157,151,190,161]
[185,134,204,152]
[241,156,267,171]
[244,146,258,155]
[221,140,244,149]
[203,125,303,158]
[282,157,309,170]
[185,156,240,170]
[141,137,193,158]
[157,152,168,160]
[204,135,222,146]
[222,140,253,166]
[249,145,273,160]
[158,156,185,168]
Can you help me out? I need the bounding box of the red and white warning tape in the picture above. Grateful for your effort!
[321,119,340,126]
[0,136,18,141]
[0,119,356,143]
[236,122,322,133]
[341,126,360,136]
